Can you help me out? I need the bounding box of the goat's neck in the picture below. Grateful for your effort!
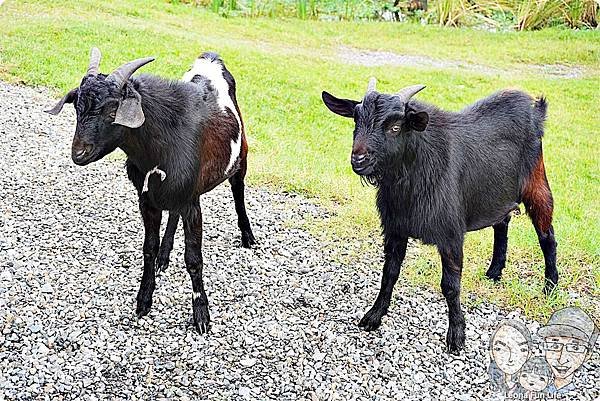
[119,124,162,173]
[381,130,449,192]
[119,80,175,173]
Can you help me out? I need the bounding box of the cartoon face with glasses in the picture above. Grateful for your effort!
[538,307,598,394]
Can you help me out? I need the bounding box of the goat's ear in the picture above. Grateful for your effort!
[45,88,78,115]
[113,87,145,128]
[407,110,429,132]
[321,91,358,118]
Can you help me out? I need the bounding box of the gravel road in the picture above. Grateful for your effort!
[0,82,598,400]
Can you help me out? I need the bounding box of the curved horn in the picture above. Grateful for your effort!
[108,56,155,89]
[366,77,377,93]
[396,84,426,103]
[86,47,102,76]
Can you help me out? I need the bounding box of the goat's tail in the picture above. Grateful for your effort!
[532,96,548,138]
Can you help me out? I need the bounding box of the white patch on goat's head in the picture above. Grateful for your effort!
[182,57,242,176]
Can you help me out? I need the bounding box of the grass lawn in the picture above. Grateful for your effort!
[1,0,598,321]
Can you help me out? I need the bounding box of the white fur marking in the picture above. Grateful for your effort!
[192,291,202,301]
[183,58,242,176]
[142,166,166,193]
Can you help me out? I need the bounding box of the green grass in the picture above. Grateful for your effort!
[1,0,598,321]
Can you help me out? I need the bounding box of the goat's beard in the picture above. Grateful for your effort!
[359,172,381,187]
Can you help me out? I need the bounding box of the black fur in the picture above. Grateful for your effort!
[322,87,557,354]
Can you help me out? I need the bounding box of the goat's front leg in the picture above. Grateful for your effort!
[182,207,210,334]
[439,244,466,354]
[359,235,408,331]
[136,197,162,317]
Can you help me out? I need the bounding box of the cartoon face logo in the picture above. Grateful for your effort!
[489,307,598,397]
[518,357,551,392]
[490,320,532,375]
[538,307,598,394]
[543,336,588,379]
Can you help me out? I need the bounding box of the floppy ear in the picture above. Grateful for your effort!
[407,109,429,132]
[45,88,78,115]
[321,91,359,118]
[113,87,145,128]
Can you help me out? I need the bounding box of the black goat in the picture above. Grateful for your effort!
[46,48,256,333]
[322,79,557,353]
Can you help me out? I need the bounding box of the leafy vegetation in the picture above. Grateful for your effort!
[178,0,599,30]
[0,0,598,321]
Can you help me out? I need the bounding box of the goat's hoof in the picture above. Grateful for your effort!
[156,257,170,275]
[446,325,466,355]
[485,263,503,282]
[485,269,502,282]
[156,251,171,274]
[241,231,256,248]
[136,300,152,318]
[192,305,211,334]
[543,280,557,296]
[358,308,383,331]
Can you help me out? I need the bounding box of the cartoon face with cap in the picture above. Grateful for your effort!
[539,306,599,393]
[490,320,532,377]
[518,357,552,392]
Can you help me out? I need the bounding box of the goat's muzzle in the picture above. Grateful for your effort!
[72,143,95,166]
[351,152,374,176]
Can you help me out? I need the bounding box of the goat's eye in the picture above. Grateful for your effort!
[109,111,116,119]
[391,124,401,133]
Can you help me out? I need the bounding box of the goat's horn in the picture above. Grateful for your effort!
[108,56,155,89]
[396,84,426,103]
[86,47,102,76]
[366,77,377,93]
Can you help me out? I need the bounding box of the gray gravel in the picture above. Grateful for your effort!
[0,81,598,400]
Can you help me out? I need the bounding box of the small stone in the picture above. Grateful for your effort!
[240,358,257,367]
[40,283,53,293]
[239,387,251,397]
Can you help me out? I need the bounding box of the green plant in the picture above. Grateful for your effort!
[297,0,316,18]
[433,0,468,26]
[513,0,563,30]
[210,0,223,12]
[562,0,599,27]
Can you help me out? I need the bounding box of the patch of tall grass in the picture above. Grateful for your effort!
[173,0,599,30]
[430,0,598,29]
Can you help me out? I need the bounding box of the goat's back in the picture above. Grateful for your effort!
[428,90,546,231]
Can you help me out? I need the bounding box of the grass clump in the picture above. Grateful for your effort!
[180,0,600,30]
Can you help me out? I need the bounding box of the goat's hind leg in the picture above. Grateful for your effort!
[182,206,210,334]
[229,158,256,248]
[522,156,557,294]
[485,215,511,282]
[156,212,179,274]
[136,198,162,317]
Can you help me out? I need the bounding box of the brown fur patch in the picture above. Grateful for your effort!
[196,113,241,194]
[522,155,553,233]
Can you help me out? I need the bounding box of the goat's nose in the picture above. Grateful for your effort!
[351,153,367,165]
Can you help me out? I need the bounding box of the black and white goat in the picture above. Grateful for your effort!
[322,79,557,353]
[46,48,256,333]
